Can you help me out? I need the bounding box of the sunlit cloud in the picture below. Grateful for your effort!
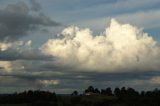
[42,19,160,72]
[37,79,60,86]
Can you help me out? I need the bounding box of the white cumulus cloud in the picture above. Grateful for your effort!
[41,19,160,72]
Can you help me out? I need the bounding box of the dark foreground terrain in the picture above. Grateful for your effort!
[0,86,160,106]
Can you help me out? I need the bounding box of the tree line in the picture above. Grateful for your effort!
[0,86,160,106]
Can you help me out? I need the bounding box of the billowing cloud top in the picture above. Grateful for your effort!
[42,19,160,72]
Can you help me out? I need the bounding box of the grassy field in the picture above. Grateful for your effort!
[0,95,118,106]
[55,94,119,106]
[0,104,27,106]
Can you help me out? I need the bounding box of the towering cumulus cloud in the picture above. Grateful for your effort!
[42,19,160,72]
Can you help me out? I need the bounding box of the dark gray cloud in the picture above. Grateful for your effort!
[0,48,53,61]
[0,1,60,41]
[29,0,42,11]
[1,69,160,93]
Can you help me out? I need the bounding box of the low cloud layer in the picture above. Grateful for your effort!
[0,40,52,61]
[42,19,160,72]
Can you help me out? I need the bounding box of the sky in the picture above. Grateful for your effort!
[0,0,160,94]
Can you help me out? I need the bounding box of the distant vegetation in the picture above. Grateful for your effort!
[1,86,160,106]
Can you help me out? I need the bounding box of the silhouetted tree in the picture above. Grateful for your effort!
[101,87,113,96]
[71,90,78,96]
[94,88,100,94]
[85,86,95,93]
[140,91,145,97]
[114,87,120,97]
[120,87,126,97]
[101,89,106,95]
[1,87,160,106]
[106,87,113,96]
[126,87,139,97]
